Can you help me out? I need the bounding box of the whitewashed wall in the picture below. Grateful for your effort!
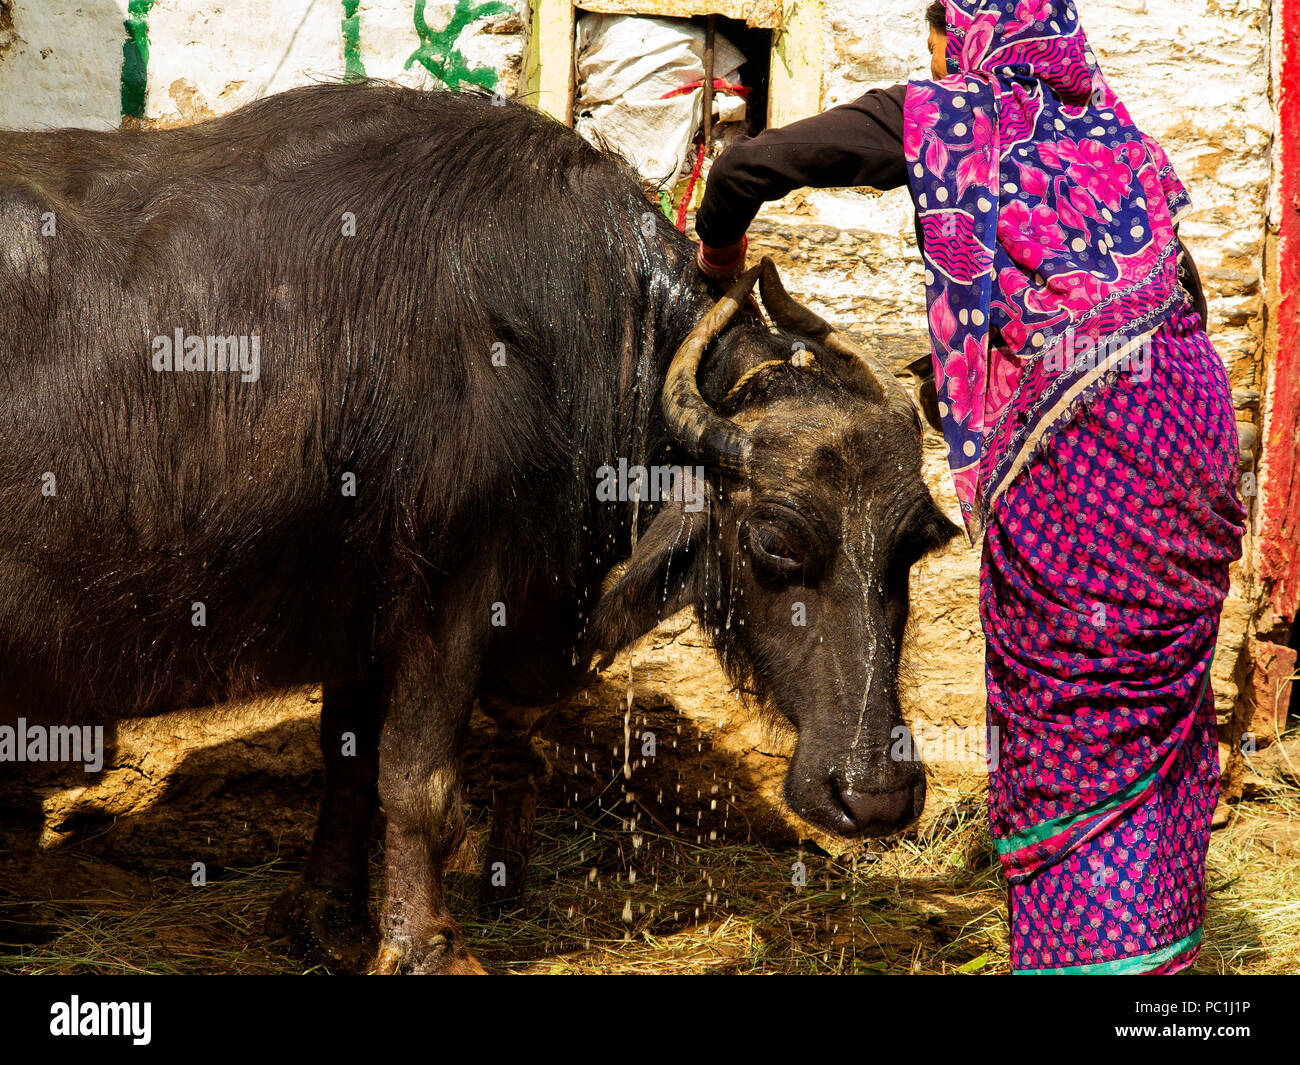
[0,0,527,130]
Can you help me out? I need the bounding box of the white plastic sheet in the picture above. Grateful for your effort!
[574,14,747,188]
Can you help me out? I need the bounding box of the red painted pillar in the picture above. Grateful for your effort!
[1261,0,1300,621]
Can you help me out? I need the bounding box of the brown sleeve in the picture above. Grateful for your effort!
[694,83,909,248]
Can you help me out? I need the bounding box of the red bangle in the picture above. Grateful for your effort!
[698,236,747,275]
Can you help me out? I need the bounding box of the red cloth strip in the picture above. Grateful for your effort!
[658,78,751,100]
[675,137,707,232]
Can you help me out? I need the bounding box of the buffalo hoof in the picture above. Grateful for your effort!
[371,933,486,975]
[267,882,377,973]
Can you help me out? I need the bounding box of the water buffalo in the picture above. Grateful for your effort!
[0,82,958,973]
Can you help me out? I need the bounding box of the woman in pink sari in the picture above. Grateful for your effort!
[696,0,1244,973]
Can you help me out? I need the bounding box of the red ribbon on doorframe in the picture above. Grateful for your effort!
[659,78,752,100]
[658,80,750,232]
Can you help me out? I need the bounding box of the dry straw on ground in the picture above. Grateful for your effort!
[2,735,1295,975]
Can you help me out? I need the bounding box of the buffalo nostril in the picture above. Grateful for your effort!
[831,779,917,835]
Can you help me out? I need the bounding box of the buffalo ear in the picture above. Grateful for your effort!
[587,475,708,657]
[932,507,963,548]
[919,504,962,555]
[905,354,943,435]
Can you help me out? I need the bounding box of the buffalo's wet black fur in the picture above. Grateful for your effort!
[698,361,854,729]
[0,81,956,971]
[685,361,952,735]
[0,82,715,721]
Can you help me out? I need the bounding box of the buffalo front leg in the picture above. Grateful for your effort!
[268,675,382,972]
[372,633,486,975]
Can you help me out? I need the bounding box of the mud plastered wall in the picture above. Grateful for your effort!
[727,0,1274,741]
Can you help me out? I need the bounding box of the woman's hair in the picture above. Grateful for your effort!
[925,1,947,32]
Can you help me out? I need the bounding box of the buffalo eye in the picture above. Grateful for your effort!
[743,506,825,585]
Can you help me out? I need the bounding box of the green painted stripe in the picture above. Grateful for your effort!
[342,0,367,80]
[406,0,512,90]
[121,0,156,120]
[1016,928,1202,975]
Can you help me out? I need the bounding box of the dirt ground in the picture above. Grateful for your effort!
[1,620,1297,975]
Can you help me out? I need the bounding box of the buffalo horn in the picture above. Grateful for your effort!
[661,262,765,476]
[756,257,917,423]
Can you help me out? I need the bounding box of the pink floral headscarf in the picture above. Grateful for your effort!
[905,0,1193,541]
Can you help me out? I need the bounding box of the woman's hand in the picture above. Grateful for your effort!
[696,237,748,285]
[694,236,765,320]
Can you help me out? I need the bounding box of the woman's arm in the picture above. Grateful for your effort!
[695,83,909,249]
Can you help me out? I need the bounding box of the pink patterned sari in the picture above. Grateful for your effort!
[906,0,1245,973]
